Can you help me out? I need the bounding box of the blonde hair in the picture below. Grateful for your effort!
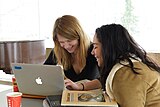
[53,15,90,70]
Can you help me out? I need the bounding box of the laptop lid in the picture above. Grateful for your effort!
[11,63,64,96]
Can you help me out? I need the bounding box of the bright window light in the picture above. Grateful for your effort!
[0,0,160,52]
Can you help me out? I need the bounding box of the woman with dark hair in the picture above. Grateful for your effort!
[91,24,160,107]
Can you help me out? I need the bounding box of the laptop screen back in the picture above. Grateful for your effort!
[11,63,64,96]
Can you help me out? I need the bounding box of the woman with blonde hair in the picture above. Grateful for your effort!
[44,15,101,90]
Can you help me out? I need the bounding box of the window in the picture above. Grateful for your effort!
[0,0,40,40]
[0,0,160,52]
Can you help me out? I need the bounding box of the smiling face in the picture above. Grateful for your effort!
[57,34,79,54]
[91,34,103,67]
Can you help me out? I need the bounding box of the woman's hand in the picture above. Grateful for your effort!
[64,79,83,90]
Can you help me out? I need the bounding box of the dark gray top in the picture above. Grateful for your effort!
[44,44,100,82]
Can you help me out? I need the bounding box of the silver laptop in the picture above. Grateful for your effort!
[11,63,65,96]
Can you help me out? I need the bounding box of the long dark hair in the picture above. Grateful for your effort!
[96,24,160,89]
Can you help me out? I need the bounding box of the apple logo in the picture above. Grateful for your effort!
[35,77,42,85]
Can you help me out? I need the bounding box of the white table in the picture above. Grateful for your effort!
[0,84,44,107]
[0,84,13,107]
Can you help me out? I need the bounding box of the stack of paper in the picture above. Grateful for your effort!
[0,70,14,85]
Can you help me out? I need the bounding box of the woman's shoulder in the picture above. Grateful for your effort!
[133,62,160,82]
[111,62,160,106]
[114,62,160,87]
[116,62,159,77]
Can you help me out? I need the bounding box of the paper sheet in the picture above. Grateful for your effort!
[0,70,13,83]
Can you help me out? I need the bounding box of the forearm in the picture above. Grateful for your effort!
[80,79,102,90]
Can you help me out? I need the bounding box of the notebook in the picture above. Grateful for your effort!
[11,63,65,97]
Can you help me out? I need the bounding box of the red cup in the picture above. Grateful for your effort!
[6,92,22,107]
[12,76,19,92]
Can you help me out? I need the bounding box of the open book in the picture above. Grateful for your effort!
[61,89,118,107]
